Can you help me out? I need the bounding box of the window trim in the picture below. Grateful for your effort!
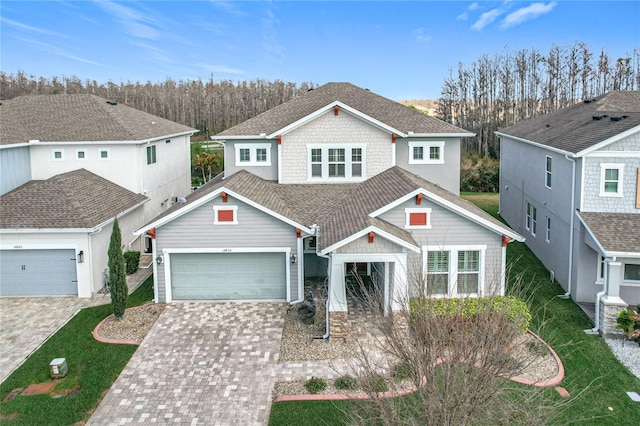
[307,144,366,181]
[213,205,238,225]
[405,208,432,229]
[76,149,87,161]
[545,155,552,189]
[99,148,110,160]
[408,141,445,165]
[52,149,64,161]
[235,143,272,166]
[624,262,640,284]
[600,163,624,197]
[525,202,537,236]
[545,216,551,243]
[423,245,486,297]
[146,145,157,165]
[596,255,606,284]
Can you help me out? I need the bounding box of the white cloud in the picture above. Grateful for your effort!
[261,8,285,61]
[500,2,557,29]
[471,9,503,30]
[1,17,65,37]
[198,64,246,76]
[413,28,433,43]
[457,2,480,21]
[208,0,246,17]
[11,35,104,66]
[95,0,161,40]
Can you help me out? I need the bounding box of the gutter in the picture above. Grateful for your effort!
[587,256,613,334]
[559,155,576,299]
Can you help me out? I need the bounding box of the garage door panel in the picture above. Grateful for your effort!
[0,249,78,296]
[170,252,286,300]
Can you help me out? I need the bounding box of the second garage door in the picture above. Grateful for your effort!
[170,252,286,300]
[0,249,78,296]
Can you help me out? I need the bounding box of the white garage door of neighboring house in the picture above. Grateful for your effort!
[0,249,78,296]
[170,252,286,300]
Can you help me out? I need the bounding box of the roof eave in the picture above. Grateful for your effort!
[320,225,420,256]
[407,132,475,138]
[495,131,575,157]
[574,124,640,157]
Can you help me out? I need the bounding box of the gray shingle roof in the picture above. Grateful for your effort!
[579,212,640,254]
[216,82,471,137]
[145,167,518,250]
[498,91,640,154]
[0,169,147,229]
[1,94,195,146]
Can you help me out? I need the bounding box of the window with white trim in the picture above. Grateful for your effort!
[213,205,238,225]
[408,141,445,164]
[424,246,485,297]
[76,150,87,160]
[146,145,157,165]
[545,217,551,243]
[597,255,605,283]
[600,164,624,196]
[545,155,552,188]
[52,149,64,160]
[525,202,537,236]
[405,208,432,229]
[624,263,640,282]
[307,145,366,181]
[235,143,271,166]
[99,149,110,160]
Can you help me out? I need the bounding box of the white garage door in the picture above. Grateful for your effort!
[170,252,286,300]
[0,249,78,296]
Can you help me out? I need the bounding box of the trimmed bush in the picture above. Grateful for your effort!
[124,251,140,275]
[410,296,531,333]
[305,377,327,394]
[334,375,358,390]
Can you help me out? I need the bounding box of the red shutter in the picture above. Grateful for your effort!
[217,209,235,222]
[409,212,428,226]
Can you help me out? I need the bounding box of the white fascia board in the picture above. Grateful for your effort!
[575,125,640,157]
[320,225,420,256]
[408,133,476,138]
[0,142,31,150]
[495,131,575,157]
[27,131,195,147]
[134,187,311,235]
[369,188,525,242]
[210,135,269,141]
[1,228,93,234]
[268,101,406,139]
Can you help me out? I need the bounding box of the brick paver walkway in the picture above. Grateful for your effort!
[89,302,286,425]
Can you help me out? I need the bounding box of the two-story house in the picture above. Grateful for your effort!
[0,94,195,297]
[497,91,640,334]
[135,83,524,338]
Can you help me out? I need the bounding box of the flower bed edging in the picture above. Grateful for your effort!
[91,303,156,345]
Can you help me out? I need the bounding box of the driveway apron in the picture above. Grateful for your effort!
[89,302,286,425]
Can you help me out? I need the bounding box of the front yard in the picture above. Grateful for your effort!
[269,193,640,425]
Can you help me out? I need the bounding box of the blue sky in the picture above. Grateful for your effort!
[1,1,639,100]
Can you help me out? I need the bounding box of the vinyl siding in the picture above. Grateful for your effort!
[225,140,278,181]
[154,194,298,302]
[1,146,31,195]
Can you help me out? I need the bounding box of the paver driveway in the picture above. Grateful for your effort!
[89,302,286,425]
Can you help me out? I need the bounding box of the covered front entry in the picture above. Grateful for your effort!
[0,249,78,296]
[168,252,287,300]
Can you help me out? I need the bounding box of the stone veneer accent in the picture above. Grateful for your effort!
[598,295,628,336]
[329,311,348,340]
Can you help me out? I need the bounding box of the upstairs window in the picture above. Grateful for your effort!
[99,149,110,160]
[146,145,157,165]
[76,150,87,161]
[308,145,366,181]
[213,205,238,225]
[408,141,445,164]
[52,149,64,160]
[600,164,623,196]
[235,143,271,166]
[405,208,432,229]
[545,156,552,188]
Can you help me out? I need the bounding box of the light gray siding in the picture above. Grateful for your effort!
[582,152,640,214]
[336,235,404,254]
[395,137,461,195]
[154,194,299,302]
[1,146,31,195]
[379,198,505,295]
[225,140,278,181]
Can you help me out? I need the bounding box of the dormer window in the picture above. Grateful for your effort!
[235,143,271,166]
[307,144,366,181]
[408,141,445,164]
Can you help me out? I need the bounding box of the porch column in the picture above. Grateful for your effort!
[606,261,622,298]
[599,261,628,335]
[391,254,409,311]
[383,262,390,316]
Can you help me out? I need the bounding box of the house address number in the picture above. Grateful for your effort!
[222,248,232,252]
[13,245,23,249]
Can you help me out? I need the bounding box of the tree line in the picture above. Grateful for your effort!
[0,72,313,136]
[436,42,640,157]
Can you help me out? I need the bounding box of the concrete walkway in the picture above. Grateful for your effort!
[89,302,286,425]
[0,268,151,384]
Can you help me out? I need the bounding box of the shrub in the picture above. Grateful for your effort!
[108,218,128,319]
[616,306,640,343]
[304,377,327,394]
[392,362,412,381]
[334,375,358,390]
[410,296,531,333]
[123,251,140,275]
[363,373,388,393]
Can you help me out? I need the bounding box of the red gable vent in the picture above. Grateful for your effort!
[217,209,235,222]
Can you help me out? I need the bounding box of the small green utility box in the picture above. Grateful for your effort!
[50,358,68,379]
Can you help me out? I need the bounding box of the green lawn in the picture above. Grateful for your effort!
[270,193,640,425]
[0,276,154,425]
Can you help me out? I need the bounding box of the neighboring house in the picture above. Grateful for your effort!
[0,169,147,297]
[497,91,640,334]
[0,94,195,297]
[136,83,523,338]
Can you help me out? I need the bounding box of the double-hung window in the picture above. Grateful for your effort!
[600,164,624,196]
[545,156,552,188]
[424,246,485,297]
[308,145,366,181]
[408,141,445,164]
[146,145,157,165]
[546,217,551,242]
[235,143,271,166]
[525,202,537,236]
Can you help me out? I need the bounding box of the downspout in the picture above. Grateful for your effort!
[311,224,332,340]
[588,256,613,334]
[289,225,317,305]
[559,154,576,299]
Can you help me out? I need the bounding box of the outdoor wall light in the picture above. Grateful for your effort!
[77,250,84,263]
[290,254,297,264]
[156,256,164,264]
